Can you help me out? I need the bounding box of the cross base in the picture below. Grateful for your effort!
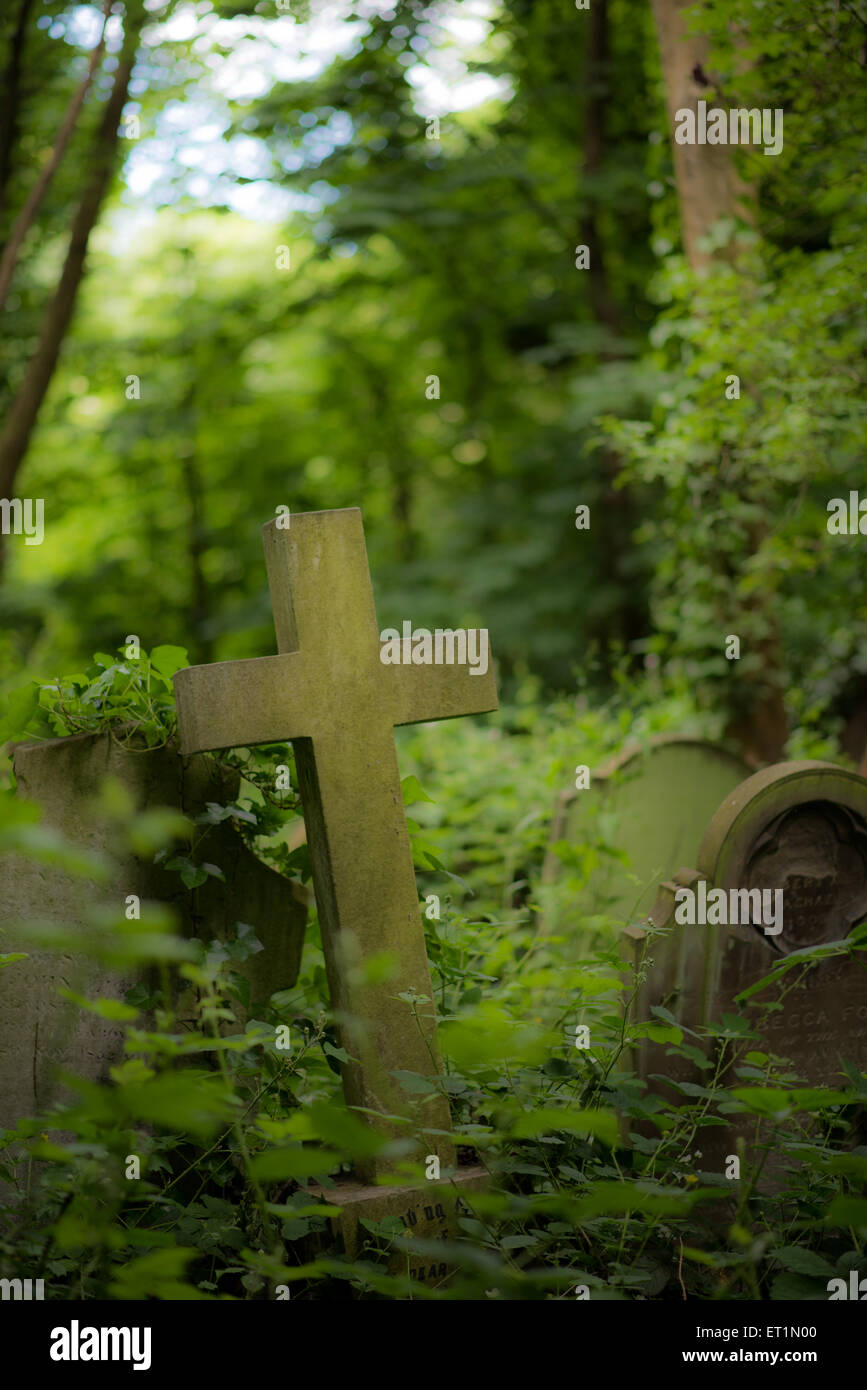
[307,1165,488,1288]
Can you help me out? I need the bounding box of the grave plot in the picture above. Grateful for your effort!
[625,761,867,1182]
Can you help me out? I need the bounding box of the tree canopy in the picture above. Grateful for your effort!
[1,0,866,748]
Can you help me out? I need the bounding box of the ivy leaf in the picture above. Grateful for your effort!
[0,682,41,742]
[150,645,190,677]
[180,861,209,889]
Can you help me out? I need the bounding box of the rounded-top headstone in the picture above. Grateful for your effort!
[698,760,867,956]
[626,759,867,1190]
[541,736,751,931]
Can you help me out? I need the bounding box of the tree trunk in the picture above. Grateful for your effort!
[651,0,786,765]
[0,2,144,504]
[0,0,35,228]
[651,0,755,270]
[581,0,645,652]
[177,292,213,665]
[579,0,620,333]
[0,0,111,313]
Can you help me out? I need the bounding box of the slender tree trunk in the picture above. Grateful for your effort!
[179,432,213,665]
[0,0,111,313]
[0,4,144,506]
[651,0,755,269]
[174,244,212,663]
[579,0,619,334]
[580,0,645,651]
[651,0,785,764]
[0,0,35,228]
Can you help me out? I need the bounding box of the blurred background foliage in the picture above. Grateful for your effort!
[1,0,866,752]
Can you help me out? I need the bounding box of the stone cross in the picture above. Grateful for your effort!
[173,508,498,1184]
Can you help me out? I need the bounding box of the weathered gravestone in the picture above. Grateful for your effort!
[0,732,307,1133]
[540,736,751,934]
[624,761,867,1173]
[173,507,497,1280]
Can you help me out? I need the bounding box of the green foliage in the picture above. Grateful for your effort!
[602,236,867,749]
[1,645,186,749]
[1,661,865,1301]
[598,0,867,749]
[0,0,661,696]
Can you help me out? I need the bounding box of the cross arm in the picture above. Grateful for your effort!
[388,661,498,728]
[173,653,305,755]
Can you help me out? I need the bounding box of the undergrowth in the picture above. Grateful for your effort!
[0,648,865,1300]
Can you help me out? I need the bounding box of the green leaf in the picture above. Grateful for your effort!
[0,823,108,879]
[649,1004,693,1034]
[572,1181,722,1219]
[167,856,210,889]
[826,1197,867,1229]
[678,1044,713,1070]
[250,1147,342,1180]
[542,1057,576,1079]
[510,1106,619,1147]
[730,1086,853,1116]
[107,1248,206,1300]
[0,682,40,742]
[635,1022,683,1045]
[150,645,190,677]
[401,774,435,806]
[392,1069,437,1094]
[421,850,472,891]
[771,1246,835,1278]
[58,989,139,1022]
[769,1272,828,1300]
[0,952,28,968]
[735,941,853,1001]
[302,1101,396,1159]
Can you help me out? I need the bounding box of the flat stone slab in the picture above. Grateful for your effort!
[308,1165,488,1286]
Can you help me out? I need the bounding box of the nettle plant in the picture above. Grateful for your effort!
[0,650,865,1299]
[398,919,866,1302]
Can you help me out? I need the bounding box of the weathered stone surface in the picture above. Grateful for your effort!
[0,732,307,1131]
[308,1165,488,1286]
[173,508,498,1183]
[625,761,867,1177]
[697,761,867,1083]
[540,736,750,932]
